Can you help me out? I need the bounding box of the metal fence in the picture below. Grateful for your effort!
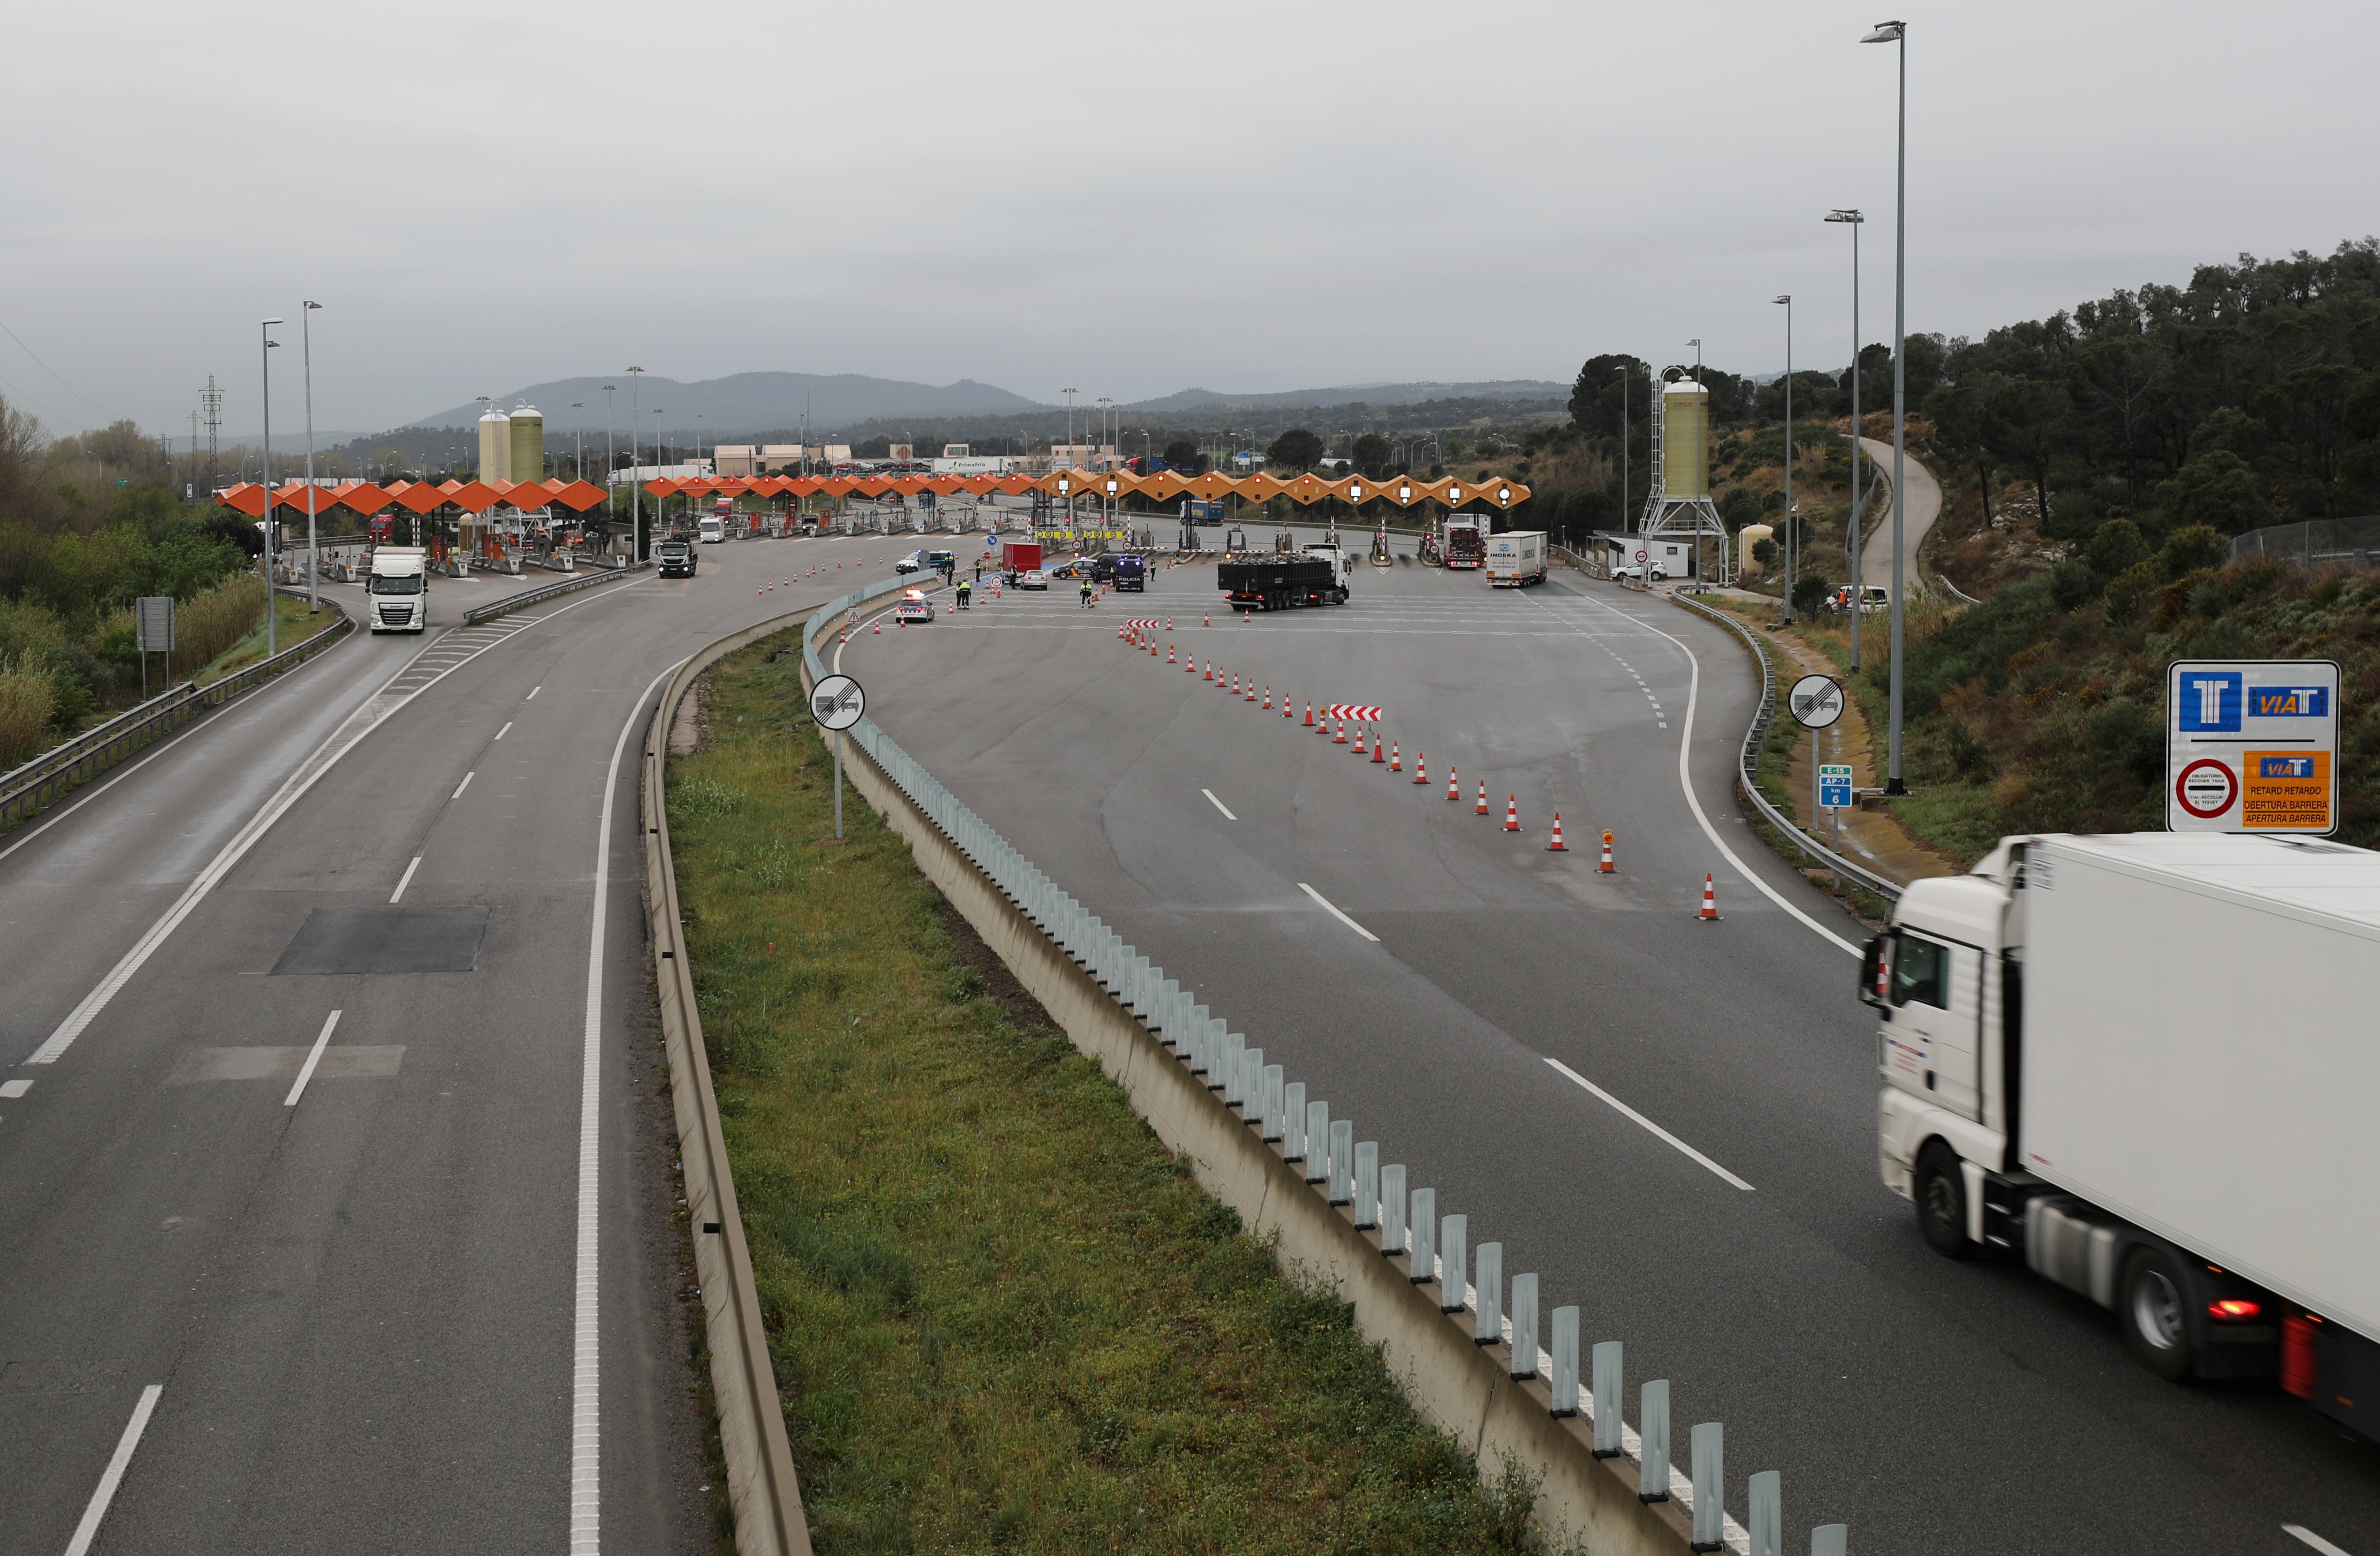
[461,560,649,625]
[800,584,1842,1552]
[0,590,353,834]
[2230,516,2380,569]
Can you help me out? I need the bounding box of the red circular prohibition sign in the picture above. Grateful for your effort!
[2175,757,2239,820]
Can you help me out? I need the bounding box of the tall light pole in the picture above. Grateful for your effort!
[627,367,645,560]
[301,300,323,614]
[1614,363,1630,535]
[1063,388,1079,463]
[260,319,283,656]
[603,385,617,536]
[571,403,585,483]
[1775,295,1794,622]
[1827,208,1866,669]
[1864,17,1909,792]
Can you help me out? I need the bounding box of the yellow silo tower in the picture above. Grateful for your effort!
[478,403,511,482]
[1659,380,1710,500]
[1632,370,1733,584]
[509,403,545,485]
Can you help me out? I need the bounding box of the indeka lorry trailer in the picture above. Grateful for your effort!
[367,546,427,632]
[1869,832,2378,1430]
[1485,530,1546,587]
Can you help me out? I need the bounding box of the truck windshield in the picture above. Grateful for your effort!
[1891,933,1946,1009]
[368,574,423,595]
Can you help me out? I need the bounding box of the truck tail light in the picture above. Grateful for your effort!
[2282,1314,2320,1398]
[2207,1299,2261,1321]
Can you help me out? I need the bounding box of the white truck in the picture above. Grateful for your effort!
[1870,832,2378,1432]
[698,515,726,544]
[367,546,428,633]
[1485,530,1546,587]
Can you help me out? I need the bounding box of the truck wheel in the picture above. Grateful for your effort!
[1914,1142,1973,1258]
[2120,1246,2195,1381]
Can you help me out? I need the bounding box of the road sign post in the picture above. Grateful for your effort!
[812,673,867,839]
[135,595,174,703]
[2166,659,2339,835]
[1788,674,1850,875]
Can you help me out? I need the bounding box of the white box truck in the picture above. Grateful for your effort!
[1485,530,1546,587]
[367,546,428,633]
[1869,832,2379,1431]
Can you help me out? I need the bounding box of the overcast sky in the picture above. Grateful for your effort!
[8,0,2377,438]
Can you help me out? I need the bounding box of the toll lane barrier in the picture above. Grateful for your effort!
[798,592,1845,1554]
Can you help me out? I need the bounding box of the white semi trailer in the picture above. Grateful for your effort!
[1870,832,2377,1433]
[1485,530,1545,587]
[367,546,428,633]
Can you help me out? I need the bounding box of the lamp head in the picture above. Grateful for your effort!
[1774,294,1791,305]
[304,300,322,311]
[1826,208,1865,224]
[263,317,284,326]
[1861,19,1905,41]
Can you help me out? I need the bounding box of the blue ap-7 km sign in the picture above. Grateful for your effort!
[2167,659,2339,834]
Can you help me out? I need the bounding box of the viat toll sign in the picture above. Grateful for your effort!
[2166,659,2339,834]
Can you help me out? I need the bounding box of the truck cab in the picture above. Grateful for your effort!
[698,515,726,544]
[367,546,428,632]
[656,536,697,577]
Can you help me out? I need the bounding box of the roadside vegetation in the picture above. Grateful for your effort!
[0,396,266,768]
[667,634,1545,1555]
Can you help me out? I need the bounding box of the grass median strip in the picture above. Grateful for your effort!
[668,633,1542,1554]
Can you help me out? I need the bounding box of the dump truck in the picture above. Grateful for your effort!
[1218,556,1347,610]
[1870,831,2380,1432]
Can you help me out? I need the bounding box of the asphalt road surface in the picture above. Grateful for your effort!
[836,541,2376,1556]
[1857,436,1943,595]
[0,532,919,1555]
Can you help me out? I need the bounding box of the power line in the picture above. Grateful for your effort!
[0,315,122,423]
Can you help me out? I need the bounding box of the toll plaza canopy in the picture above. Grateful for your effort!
[215,478,611,517]
[640,470,1531,509]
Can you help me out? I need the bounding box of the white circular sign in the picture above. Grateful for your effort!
[1788,674,1845,729]
[2175,757,2238,820]
[1636,549,1648,562]
[812,673,867,731]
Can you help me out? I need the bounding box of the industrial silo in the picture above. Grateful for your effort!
[509,403,545,485]
[1660,380,1709,500]
[479,404,511,482]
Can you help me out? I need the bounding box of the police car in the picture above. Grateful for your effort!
[892,588,935,624]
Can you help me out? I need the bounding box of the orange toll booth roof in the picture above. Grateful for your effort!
[331,482,392,513]
[994,473,1038,495]
[390,481,450,514]
[959,475,1000,495]
[215,483,267,516]
[445,480,508,513]
[644,479,683,499]
[550,480,609,511]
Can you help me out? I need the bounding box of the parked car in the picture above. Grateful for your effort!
[895,549,926,573]
[1613,561,1669,581]
[1018,569,1049,590]
[1826,584,1890,614]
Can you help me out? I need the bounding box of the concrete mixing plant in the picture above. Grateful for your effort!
[1636,375,1734,584]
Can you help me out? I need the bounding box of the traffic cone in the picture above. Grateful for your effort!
[1284,696,1295,719]
[1476,782,1489,815]
[1699,874,1719,921]
[1353,726,1367,755]
[1262,686,1272,709]
[1304,701,1316,727]
[1372,734,1387,765]
[1245,679,1257,702]
[1599,831,1615,873]
[1504,795,1520,832]
[1203,613,1211,627]
[1243,610,1250,624]
[1447,766,1460,800]
[1415,752,1428,785]
[1389,742,1401,771]
[873,619,881,634]
[1166,618,1173,630]
[1149,638,1158,656]
[1334,722,1349,744]
[1168,644,1176,663]
[1548,814,1568,851]
[1204,662,1214,682]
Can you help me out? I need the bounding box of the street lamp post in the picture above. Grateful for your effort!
[260,319,283,656]
[627,367,645,560]
[1774,295,1793,622]
[1863,17,1909,792]
[1614,363,1629,535]
[1827,209,1866,669]
[1063,388,1079,464]
[603,385,617,537]
[301,300,323,614]
[571,403,585,484]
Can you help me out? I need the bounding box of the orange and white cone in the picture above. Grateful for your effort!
[1372,734,1387,765]
[1284,696,1295,719]
[1447,767,1460,801]
[1389,742,1401,771]
[1415,752,1428,785]
[1149,638,1158,656]
[1548,813,1567,851]
[1353,726,1367,755]
[1476,781,1490,815]
[1204,613,1211,627]
[1303,701,1316,727]
[1168,644,1176,663]
[1599,831,1616,873]
[1243,610,1251,624]
[1166,618,1173,630]
[1699,874,1719,921]
[1245,680,1257,702]
[1334,722,1349,744]
[1262,686,1271,708]
[1204,662,1214,682]
[1505,795,1520,831]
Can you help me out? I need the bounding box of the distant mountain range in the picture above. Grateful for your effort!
[1120,380,1568,413]
[405,373,1044,434]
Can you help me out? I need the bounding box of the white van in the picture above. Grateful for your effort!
[698,516,726,544]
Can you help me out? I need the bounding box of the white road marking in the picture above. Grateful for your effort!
[1202,788,1237,820]
[0,1078,29,1098]
[528,686,541,699]
[19,576,649,1070]
[1543,1056,1755,1191]
[574,659,684,1552]
[388,855,422,905]
[61,1383,162,1556]
[2285,1528,2354,1556]
[450,772,473,800]
[1297,882,1379,942]
[495,721,513,740]
[282,1009,344,1108]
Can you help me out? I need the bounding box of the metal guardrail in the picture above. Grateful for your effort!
[2230,515,2380,569]
[0,590,353,834]
[462,560,649,625]
[1668,593,1905,904]
[792,586,1830,1552]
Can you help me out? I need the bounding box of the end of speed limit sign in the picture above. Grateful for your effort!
[1787,674,1845,728]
